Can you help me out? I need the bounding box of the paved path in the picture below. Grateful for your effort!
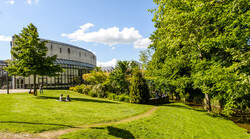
[0,89,30,94]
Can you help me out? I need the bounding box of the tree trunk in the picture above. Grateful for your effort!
[6,72,9,94]
[33,74,37,96]
[205,93,211,112]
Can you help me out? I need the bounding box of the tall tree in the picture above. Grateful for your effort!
[139,49,152,70]
[129,69,150,104]
[5,23,63,95]
[149,0,249,114]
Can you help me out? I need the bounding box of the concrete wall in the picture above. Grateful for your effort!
[45,40,96,66]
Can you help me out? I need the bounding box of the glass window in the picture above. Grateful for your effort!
[60,48,62,53]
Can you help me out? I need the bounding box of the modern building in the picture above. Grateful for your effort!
[0,38,96,89]
[101,66,114,73]
[0,60,11,89]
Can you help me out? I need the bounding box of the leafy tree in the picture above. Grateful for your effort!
[115,60,130,74]
[5,23,63,95]
[149,0,249,114]
[139,49,152,70]
[82,68,108,85]
[129,69,150,104]
[108,69,130,94]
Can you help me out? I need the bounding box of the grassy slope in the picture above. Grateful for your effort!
[60,103,249,139]
[0,90,152,133]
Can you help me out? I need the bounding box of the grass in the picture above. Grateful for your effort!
[0,90,153,133]
[60,103,250,139]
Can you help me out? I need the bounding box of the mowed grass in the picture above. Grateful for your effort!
[60,103,249,139]
[0,90,153,133]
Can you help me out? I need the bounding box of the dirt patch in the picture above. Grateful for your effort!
[0,132,42,139]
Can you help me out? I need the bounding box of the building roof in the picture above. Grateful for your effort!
[55,59,95,68]
[101,66,114,72]
[0,60,8,66]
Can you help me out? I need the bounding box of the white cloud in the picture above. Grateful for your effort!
[97,59,118,67]
[87,49,96,54]
[134,38,152,49]
[26,0,39,5]
[62,23,151,49]
[5,0,15,5]
[27,0,31,4]
[111,47,115,50]
[0,35,11,42]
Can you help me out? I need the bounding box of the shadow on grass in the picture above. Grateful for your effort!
[91,126,135,139]
[36,96,119,104]
[107,126,135,139]
[0,121,75,128]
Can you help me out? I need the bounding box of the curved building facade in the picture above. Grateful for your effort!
[11,38,96,89]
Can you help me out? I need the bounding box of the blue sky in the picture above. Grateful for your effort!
[0,0,156,67]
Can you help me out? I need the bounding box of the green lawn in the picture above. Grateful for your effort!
[60,103,249,139]
[0,90,152,133]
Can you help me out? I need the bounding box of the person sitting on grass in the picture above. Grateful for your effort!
[66,95,71,102]
[59,94,65,101]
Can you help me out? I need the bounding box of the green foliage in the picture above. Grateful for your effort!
[149,0,250,115]
[76,60,152,103]
[108,70,129,94]
[115,60,130,74]
[75,85,83,93]
[82,69,108,85]
[69,87,75,91]
[139,49,153,71]
[107,92,116,100]
[91,83,107,98]
[106,93,130,102]
[129,69,150,104]
[73,84,92,95]
[115,94,130,102]
[5,23,63,95]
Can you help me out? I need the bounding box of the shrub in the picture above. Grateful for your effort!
[69,87,76,91]
[82,84,92,94]
[88,90,97,97]
[91,83,107,98]
[129,69,150,104]
[75,85,83,93]
[115,94,130,102]
[107,92,116,100]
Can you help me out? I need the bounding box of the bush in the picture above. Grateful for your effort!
[69,87,76,91]
[82,84,92,94]
[88,90,97,97]
[75,85,83,93]
[107,92,116,100]
[115,94,130,102]
[106,92,130,102]
[129,69,150,104]
[91,83,107,98]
